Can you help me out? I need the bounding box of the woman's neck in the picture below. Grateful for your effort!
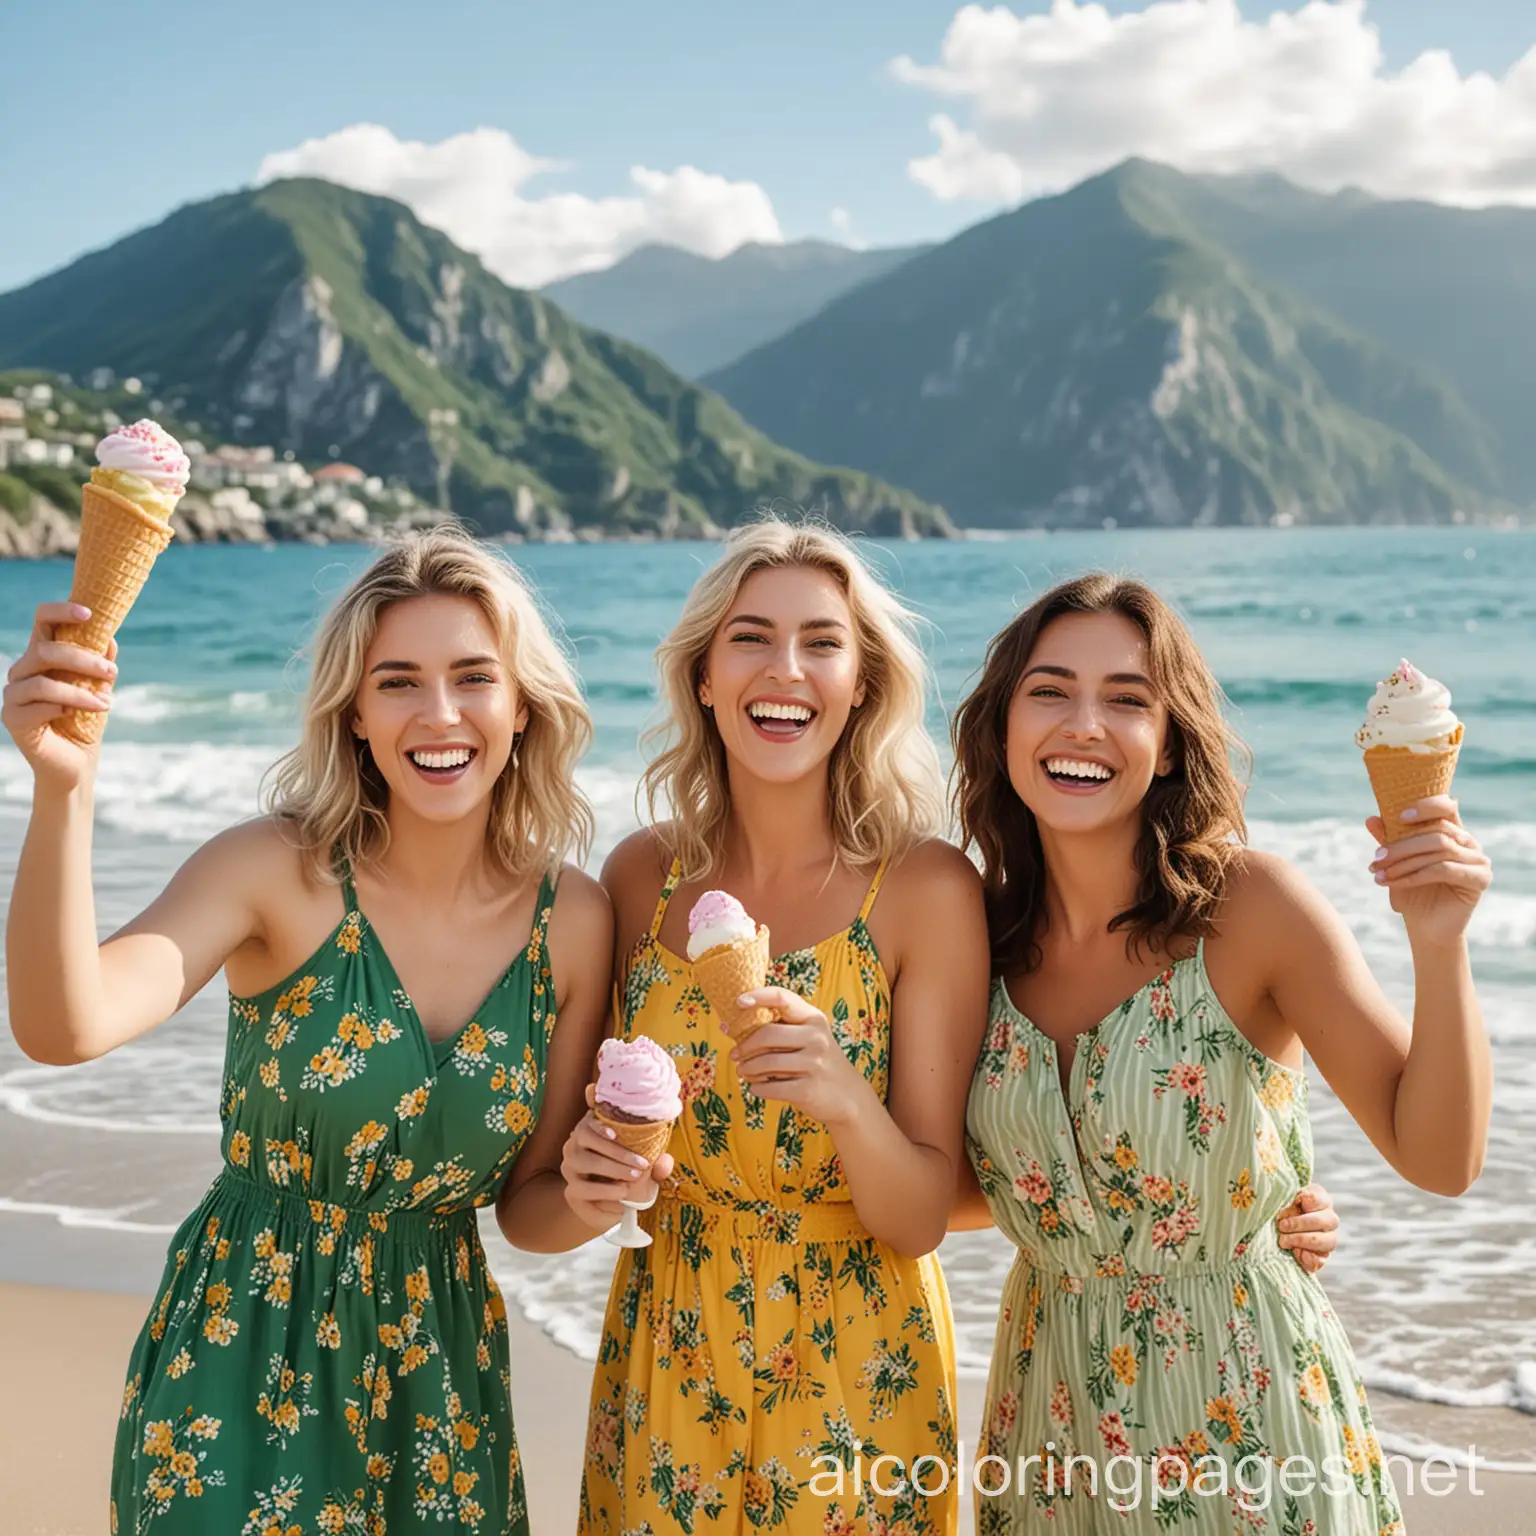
[372,800,499,905]
[717,763,838,885]
[1036,818,1144,947]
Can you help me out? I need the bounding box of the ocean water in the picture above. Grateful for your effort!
[0,530,1532,1466]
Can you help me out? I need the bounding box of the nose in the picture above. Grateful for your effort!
[1060,695,1105,740]
[765,639,806,683]
[418,679,461,730]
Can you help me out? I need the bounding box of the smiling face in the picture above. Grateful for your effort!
[351,594,527,823]
[697,564,864,786]
[1004,610,1175,835]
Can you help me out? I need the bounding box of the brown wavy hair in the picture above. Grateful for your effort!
[951,573,1250,975]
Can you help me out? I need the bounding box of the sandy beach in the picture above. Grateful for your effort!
[1,1279,1525,1536]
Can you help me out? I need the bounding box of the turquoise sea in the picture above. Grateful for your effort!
[0,529,1531,1464]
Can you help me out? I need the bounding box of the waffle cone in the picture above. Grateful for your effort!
[1364,724,1463,843]
[693,925,774,1041]
[51,482,173,746]
[594,1110,675,1166]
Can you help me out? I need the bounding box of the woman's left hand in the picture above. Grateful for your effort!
[1277,1182,1340,1276]
[729,987,869,1130]
[1369,795,1491,947]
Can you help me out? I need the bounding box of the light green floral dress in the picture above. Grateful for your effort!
[110,858,558,1536]
[966,945,1403,1534]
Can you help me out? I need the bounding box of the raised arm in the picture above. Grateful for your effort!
[735,839,993,1256]
[4,603,265,1064]
[496,866,619,1253]
[1244,806,1492,1197]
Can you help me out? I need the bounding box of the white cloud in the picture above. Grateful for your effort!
[892,0,1536,207]
[256,124,784,288]
[828,206,868,248]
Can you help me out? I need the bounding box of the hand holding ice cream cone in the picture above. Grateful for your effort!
[50,420,188,746]
[1359,660,1491,945]
[561,1037,681,1245]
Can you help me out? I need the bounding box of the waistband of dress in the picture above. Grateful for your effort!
[1010,1227,1289,1289]
[648,1195,873,1245]
[209,1167,480,1237]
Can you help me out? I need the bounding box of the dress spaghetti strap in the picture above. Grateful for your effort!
[649,857,682,939]
[857,858,890,924]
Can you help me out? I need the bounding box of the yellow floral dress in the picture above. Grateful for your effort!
[580,858,960,1535]
[110,859,558,1536]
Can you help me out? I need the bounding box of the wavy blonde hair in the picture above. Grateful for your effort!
[643,517,943,880]
[266,526,594,883]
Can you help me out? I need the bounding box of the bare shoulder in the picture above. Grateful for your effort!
[600,826,673,941]
[547,862,613,988]
[600,826,673,897]
[882,837,983,909]
[164,816,314,903]
[1211,847,1343,983]
[1218,847,1325,933]
[873,839,986,978]
[548,863,612,936]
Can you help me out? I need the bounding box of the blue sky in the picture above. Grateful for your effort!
[3,0,1533,293]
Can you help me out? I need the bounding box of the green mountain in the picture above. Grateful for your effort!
[542,239,929,378]
[1105,164,1536,496]
[706,161,1517,527]
[0,180,951,539]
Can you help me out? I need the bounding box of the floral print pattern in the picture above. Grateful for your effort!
[966,946,1402,1533]
[110,864,560,1535]
[580,859,959,1535]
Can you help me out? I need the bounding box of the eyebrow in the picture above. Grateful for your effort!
[725,614,849,632]
[1021,665,1152,685]
[367,655,501,675]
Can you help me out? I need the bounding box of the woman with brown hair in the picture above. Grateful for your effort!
[950,574,1492,1534]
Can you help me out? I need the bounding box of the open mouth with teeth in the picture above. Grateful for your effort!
[1042,755,1116,791]
[406,746,478,782]
[746,700,817,741]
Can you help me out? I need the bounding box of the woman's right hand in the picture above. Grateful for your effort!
[560,1083,675,1232]
[2,602,116,792]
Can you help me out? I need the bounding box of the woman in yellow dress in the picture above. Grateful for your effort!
[562,520,993,1535]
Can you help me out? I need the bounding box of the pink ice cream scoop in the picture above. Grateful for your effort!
[686,889,757,961]
[96,419,191,495]
[595,1036,682,1122]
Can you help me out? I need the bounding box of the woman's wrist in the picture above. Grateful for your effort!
[1405,928,1469,965]
[822,1068,881,1137]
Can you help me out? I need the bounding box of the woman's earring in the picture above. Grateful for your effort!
[512,731,523,771]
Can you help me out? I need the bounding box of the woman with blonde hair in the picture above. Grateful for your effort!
[563,518,993,1535]
[4,527,614,1536]
[950,574,1492,1533]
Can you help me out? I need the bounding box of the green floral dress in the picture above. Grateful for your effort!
[966,946,1403,1534]
[110,859,559,1536]
[580,858,960,1536]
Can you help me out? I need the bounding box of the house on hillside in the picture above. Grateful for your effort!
[15,439,74,468]
[313,463,368,508]
[0,399,23,425]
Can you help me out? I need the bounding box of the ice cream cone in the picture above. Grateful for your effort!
[52,481,173,746]
[594,1108,675,1166]
[693,924,775,1041]
[1364,724,1463,844]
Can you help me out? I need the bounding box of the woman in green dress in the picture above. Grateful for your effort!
[3,528,615,1536]
[948,574,1493,1533]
